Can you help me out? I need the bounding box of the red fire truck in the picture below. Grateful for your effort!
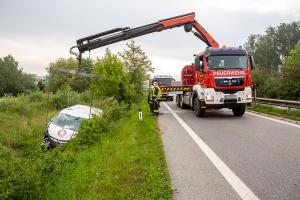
[70,12,254,117]
[152,75,175,101]
[174,47,254,117]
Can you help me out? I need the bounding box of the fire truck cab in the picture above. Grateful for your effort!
[153,75,175,101]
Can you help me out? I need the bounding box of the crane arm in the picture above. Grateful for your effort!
[192,21,219,48]
[70,12,219,62]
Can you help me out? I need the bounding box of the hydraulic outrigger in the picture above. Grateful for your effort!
[70,12,219,63]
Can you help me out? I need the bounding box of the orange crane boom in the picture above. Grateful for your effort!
[70,12,219,62]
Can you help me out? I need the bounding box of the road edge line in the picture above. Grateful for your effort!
[163,102,260,200]
[246,111,300,128]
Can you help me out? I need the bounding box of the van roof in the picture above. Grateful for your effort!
[60,104,102,119]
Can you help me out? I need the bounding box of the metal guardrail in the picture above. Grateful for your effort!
[254,97,300,109]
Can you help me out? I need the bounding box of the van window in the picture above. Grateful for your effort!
[52,113,85,131]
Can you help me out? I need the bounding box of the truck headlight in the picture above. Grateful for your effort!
[206,94,214,101]
[246,94,252,100]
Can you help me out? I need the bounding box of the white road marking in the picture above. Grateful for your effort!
[246,111,300,129]
[163,102,260,200]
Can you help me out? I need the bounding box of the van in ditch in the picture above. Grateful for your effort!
[42,104,102,150]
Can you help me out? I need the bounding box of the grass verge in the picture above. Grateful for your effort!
[44,99,173,199]
[0,92,172,199]
[247,103,300,121]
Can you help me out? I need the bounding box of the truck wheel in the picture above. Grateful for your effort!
[176,95,181,107]
[180,95,188,109]
[191,97,195,111]
[194,98,205,117]
[232,104,246,116]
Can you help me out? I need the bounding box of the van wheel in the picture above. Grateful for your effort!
[42,135,52,151]
[194,98,205,117]
[232,104,246,116]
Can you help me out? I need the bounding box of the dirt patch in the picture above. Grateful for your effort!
[2,138,17,149]
[158,122,168,134]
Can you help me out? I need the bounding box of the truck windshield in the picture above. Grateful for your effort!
[154,78,173,86]
[207,55,247,70]
[52,113,85,131]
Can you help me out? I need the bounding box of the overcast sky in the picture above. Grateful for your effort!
[1,0,299,80]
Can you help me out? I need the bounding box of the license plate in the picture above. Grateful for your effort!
[225,94,236,100]
[168,91,183,95]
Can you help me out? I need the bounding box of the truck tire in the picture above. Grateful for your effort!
[194,98,205,117]
[180,95,188,109]
[191,96,195,111]
[176,94,181,107]
[232,104,246,116]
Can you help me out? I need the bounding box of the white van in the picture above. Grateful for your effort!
[43,104,102,149]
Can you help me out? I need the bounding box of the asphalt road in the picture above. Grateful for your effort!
[159,101,300,200]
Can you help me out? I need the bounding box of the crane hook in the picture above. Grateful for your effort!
[70,46,82,65]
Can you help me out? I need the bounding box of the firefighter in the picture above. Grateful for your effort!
[148,81,162,116]
[148,84,154,113]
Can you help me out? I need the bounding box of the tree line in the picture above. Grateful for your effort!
[1,21,300,101]
[0,55,36,96]
[0,41,153,107]
[245,21,300,100]
[48,40,153,107]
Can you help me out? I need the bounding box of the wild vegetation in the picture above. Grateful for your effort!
[0,90,89,199]
[0,91,172,199]
[0,41,172,199]
[247,103,300,121]
[245,21,300,100]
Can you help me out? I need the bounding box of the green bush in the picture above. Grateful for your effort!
[27,91,46,102]
[11,100,33,117]
[50,89,80,109]
[70,117,108,147]
[0,96,34,117]
[78,90,92,103]
[0,97,14,112]
[103,103,129,122]
[0,144,41,200]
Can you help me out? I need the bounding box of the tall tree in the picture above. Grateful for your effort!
[93,49,135,105]
[118,40,154,97]
[278,40,300,100]
[276,22,300,59]
[21,73,37,93]
[48,58,92,92]
[245,21,300,72]
[70,58,93,92]
[0,55,23,96]
[48,58,77,92]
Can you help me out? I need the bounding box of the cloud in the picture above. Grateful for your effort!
[0,0,299,76]
[150,55,190,81]
[0,36,71,75]
[200,0,300,16]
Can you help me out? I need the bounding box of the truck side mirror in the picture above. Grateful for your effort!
[195,56,201,71]
[200,61,206,74]
[249,55,255,69]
